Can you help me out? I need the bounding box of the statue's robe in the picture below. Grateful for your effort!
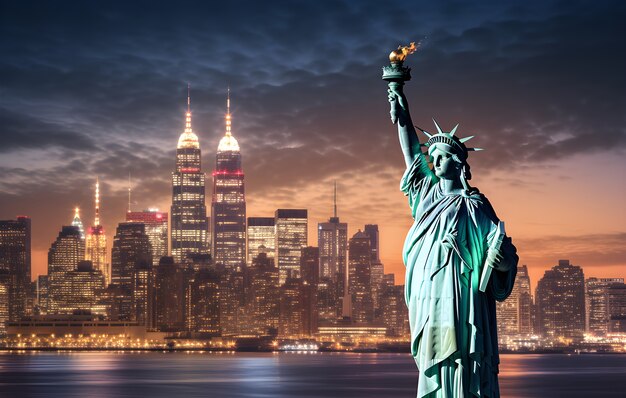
[401,154,517,398]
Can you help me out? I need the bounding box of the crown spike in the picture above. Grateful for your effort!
[432,118,444,134]
[467,147,483,151]
[449,123,459,136]
[415,126,433,138]
[459,135,474,143]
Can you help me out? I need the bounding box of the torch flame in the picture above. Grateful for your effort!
[389,41,420,63]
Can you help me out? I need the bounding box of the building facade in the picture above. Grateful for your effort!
[535,260,586,339]
[318,216,347,283]
[275,209,307,284]
[47,226,84,314]
[348,230,373,324]
[0,216,31,322]
[497,264,533,337]
[585,277,624,335]
[126,210,168,266]
[247,217,275,265]
[54,261,106,315]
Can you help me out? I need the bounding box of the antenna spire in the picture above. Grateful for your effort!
[127,171,132,213]
[187,82,190,113]
[225,87,232,137]
[94,177,101,226]
[333,181,337,218]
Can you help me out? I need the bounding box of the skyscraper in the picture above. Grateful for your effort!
[111,222,152,320]
[55,260,106,315]
[71,207,85,240]
[153,257,186,332]
[126,209,168,266]
[211,91,246,270]
[47,226,83,313]
[318,184,347,283]
[249,252,280,335]
[188,267,221,336]
[608,284,626,333]
[535,260,585,339]
[585,277,624,335]
[497,264,533,337]
[363,224,380,263]
[279,277,304,337]
[247,217,275,264]
[132,261,153,327]
[275,209,307,284]
[300,246,320,286]
[348,230,373,324]
[364,224,384,318]
[85,178,109,284]
[171,87,209,263]
[0,216,31,322]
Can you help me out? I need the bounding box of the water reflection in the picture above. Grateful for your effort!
[0,352,624,398]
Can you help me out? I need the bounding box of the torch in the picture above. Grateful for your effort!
[382,42,419,123]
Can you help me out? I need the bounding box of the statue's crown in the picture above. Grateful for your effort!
[419,119,482,162]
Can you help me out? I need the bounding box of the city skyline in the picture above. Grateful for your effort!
[1,1,625,292]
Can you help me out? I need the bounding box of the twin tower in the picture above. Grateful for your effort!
[171,88,245,268]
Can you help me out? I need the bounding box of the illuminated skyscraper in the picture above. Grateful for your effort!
[0,216,31,322]
[153,257,186,332]
[275,209,307,284]
[188,267,221,335]
[132,261,153,327]
[586,277,625,335]
[318,184,347,283]
[55,260,106,315]
[212,90,246,270]
[364,224,384,317]
[608,284,626,333]
[48,226,83,313]
[249,252,279,335]
[381,283,410,337]
[71,207,85,240]
[497,264,533,337]
[535,260,585,339]
[171,87,209,263]
[247,217,275,265]
[85,178,109,284]
[279,277,304,337]
[126,209,168,266]
[111,222,152,320]
[349,230,373,324]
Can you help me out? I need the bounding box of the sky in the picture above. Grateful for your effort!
[1,0,625,291]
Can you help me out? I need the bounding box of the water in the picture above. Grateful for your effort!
[0,352,625,397]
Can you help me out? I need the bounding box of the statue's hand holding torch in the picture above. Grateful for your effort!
[382,42,419,124]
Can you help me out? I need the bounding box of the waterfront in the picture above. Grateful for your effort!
[0,352,625,397]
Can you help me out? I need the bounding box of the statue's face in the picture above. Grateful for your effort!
[431,147,461,180]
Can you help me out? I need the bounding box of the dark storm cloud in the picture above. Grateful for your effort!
[0,108,96,152]
[0,0,624,266]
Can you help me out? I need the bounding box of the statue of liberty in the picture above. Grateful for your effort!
[383,44,519,397]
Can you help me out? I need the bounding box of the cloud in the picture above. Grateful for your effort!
[515,232,626,268]
[1,0,624,278]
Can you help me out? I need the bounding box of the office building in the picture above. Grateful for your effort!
[275,209,307,284]
[535,260,585,339]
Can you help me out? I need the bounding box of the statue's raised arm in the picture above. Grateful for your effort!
[388,85,422,168]
[382,43,423,168]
